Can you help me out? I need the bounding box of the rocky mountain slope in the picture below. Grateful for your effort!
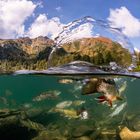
[0,36,54,59]
[0,36,132,72]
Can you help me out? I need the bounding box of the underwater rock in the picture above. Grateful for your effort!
[119,127,140,140]
[124,113,140,131]
[72,125,93,138]
[0,116,36,139]
[72,136,91,140]
[0,110,46,132]
[93,129,117,140]
[89,129,101,140]
[132,115,140,131]
[0,108,47,140]
[47,122,70,137]
[20,119,46,132]
[0,115,19,127]
[47,123,60,131]
[0,109,26,119]
[32,130,67,140]
[133,121,140,131]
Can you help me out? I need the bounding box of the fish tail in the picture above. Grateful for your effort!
[99,99,106,103]
[108,100,112,107]
[96,96,113,107]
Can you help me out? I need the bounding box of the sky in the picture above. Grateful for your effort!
[0,0,140,49]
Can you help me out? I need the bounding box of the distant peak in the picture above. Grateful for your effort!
[35,36,49,39]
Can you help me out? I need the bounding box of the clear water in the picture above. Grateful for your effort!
[0,73,140,140]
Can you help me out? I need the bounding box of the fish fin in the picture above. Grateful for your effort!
[95,96,106,103]
[99,99,106,103]
[97,95,106,100]
[108,100,113,107]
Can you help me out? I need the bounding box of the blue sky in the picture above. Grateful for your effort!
[39,0,140,22]
[0,0,140,49]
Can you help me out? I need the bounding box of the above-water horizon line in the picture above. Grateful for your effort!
[8,69,140,79]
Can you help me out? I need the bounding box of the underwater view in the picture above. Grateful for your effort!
[0,1,140,139]
[0,73,140,140]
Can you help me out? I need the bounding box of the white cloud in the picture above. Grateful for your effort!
[27,13,93,43]
[27,14,64,39]
[71,23,93,39]
[0,0,37,39]
[55,6,62,12]
[58,23,93,44]
[108,7,140,38]
[0,0,93,40]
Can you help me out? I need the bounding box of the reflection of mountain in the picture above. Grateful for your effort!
[0,36,132,72]
[134,47,140,63]
[51,37,132,67]
[133,47,140,71]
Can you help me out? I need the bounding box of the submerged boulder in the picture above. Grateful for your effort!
[32,130,67,140]
[119,127,140,140]
[123,113,140,131]
[72,136,91,140]
[0,109,46,140]
[72,125,93,138]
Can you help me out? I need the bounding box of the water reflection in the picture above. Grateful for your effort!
[48,16,135,70]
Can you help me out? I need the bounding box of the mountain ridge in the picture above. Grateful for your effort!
[0,36,54,56]
[0,36,132,72]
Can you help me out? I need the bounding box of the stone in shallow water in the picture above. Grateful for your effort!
[72,136,91,140]
[72,125,93,138]
[130,114,140,131]
[124,113,140,131]
[0,116,40,140]
[134,122,140,131]
[32,130,67,140]
[47,123,59,131]
[93,129,117,140]
[89,128,101,139]
[119,127,140,140]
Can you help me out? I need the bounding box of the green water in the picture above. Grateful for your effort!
[0,75,140,140]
